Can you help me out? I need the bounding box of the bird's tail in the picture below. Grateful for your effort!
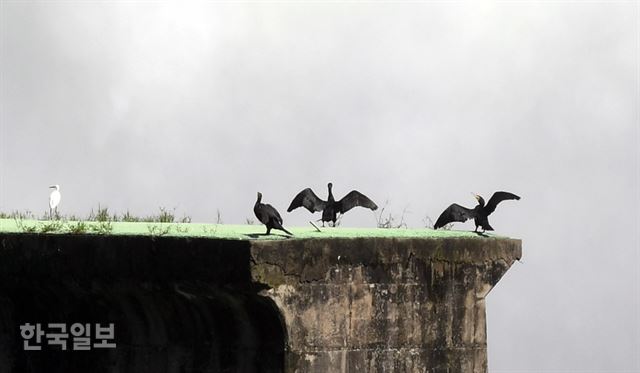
[280,226,293,236]
[275,223,293,236]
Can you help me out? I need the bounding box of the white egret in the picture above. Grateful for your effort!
[49,185,61,218]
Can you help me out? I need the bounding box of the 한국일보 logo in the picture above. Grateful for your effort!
[20,323,116,351]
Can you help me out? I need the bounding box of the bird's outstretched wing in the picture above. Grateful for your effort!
[287,188,326,213]
[485,191,520,215]
[434,204,476,229]
[338,191,378,214]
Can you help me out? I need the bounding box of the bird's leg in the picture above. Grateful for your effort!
[49,208,52,220]
[266,227,271,235]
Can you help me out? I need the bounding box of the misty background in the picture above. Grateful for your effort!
[1,1,638,371]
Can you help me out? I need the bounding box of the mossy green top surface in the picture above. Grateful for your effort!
[0,219,500,240]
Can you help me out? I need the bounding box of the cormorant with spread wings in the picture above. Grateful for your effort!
[287,183,378,227]
[434,191,520,232]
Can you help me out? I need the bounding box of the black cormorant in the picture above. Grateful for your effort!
[254,192,292,236]
[287,183,378,227]
[434,191,520,232]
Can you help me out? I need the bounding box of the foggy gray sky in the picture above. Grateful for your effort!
[1,1,638,371]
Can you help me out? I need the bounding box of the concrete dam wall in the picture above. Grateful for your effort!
[0,231,521,373]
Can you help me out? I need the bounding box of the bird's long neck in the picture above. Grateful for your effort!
[327,185,335,203]
[477,197,485,208]
[255,195,262,207]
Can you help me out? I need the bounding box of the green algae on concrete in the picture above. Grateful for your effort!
[0,218,500,240]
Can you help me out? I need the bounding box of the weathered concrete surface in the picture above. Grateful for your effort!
[0,233,520,373]
[251,237,521,373]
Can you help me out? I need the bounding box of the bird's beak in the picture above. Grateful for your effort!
[49,185,55,189]
[471,193,480,201]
